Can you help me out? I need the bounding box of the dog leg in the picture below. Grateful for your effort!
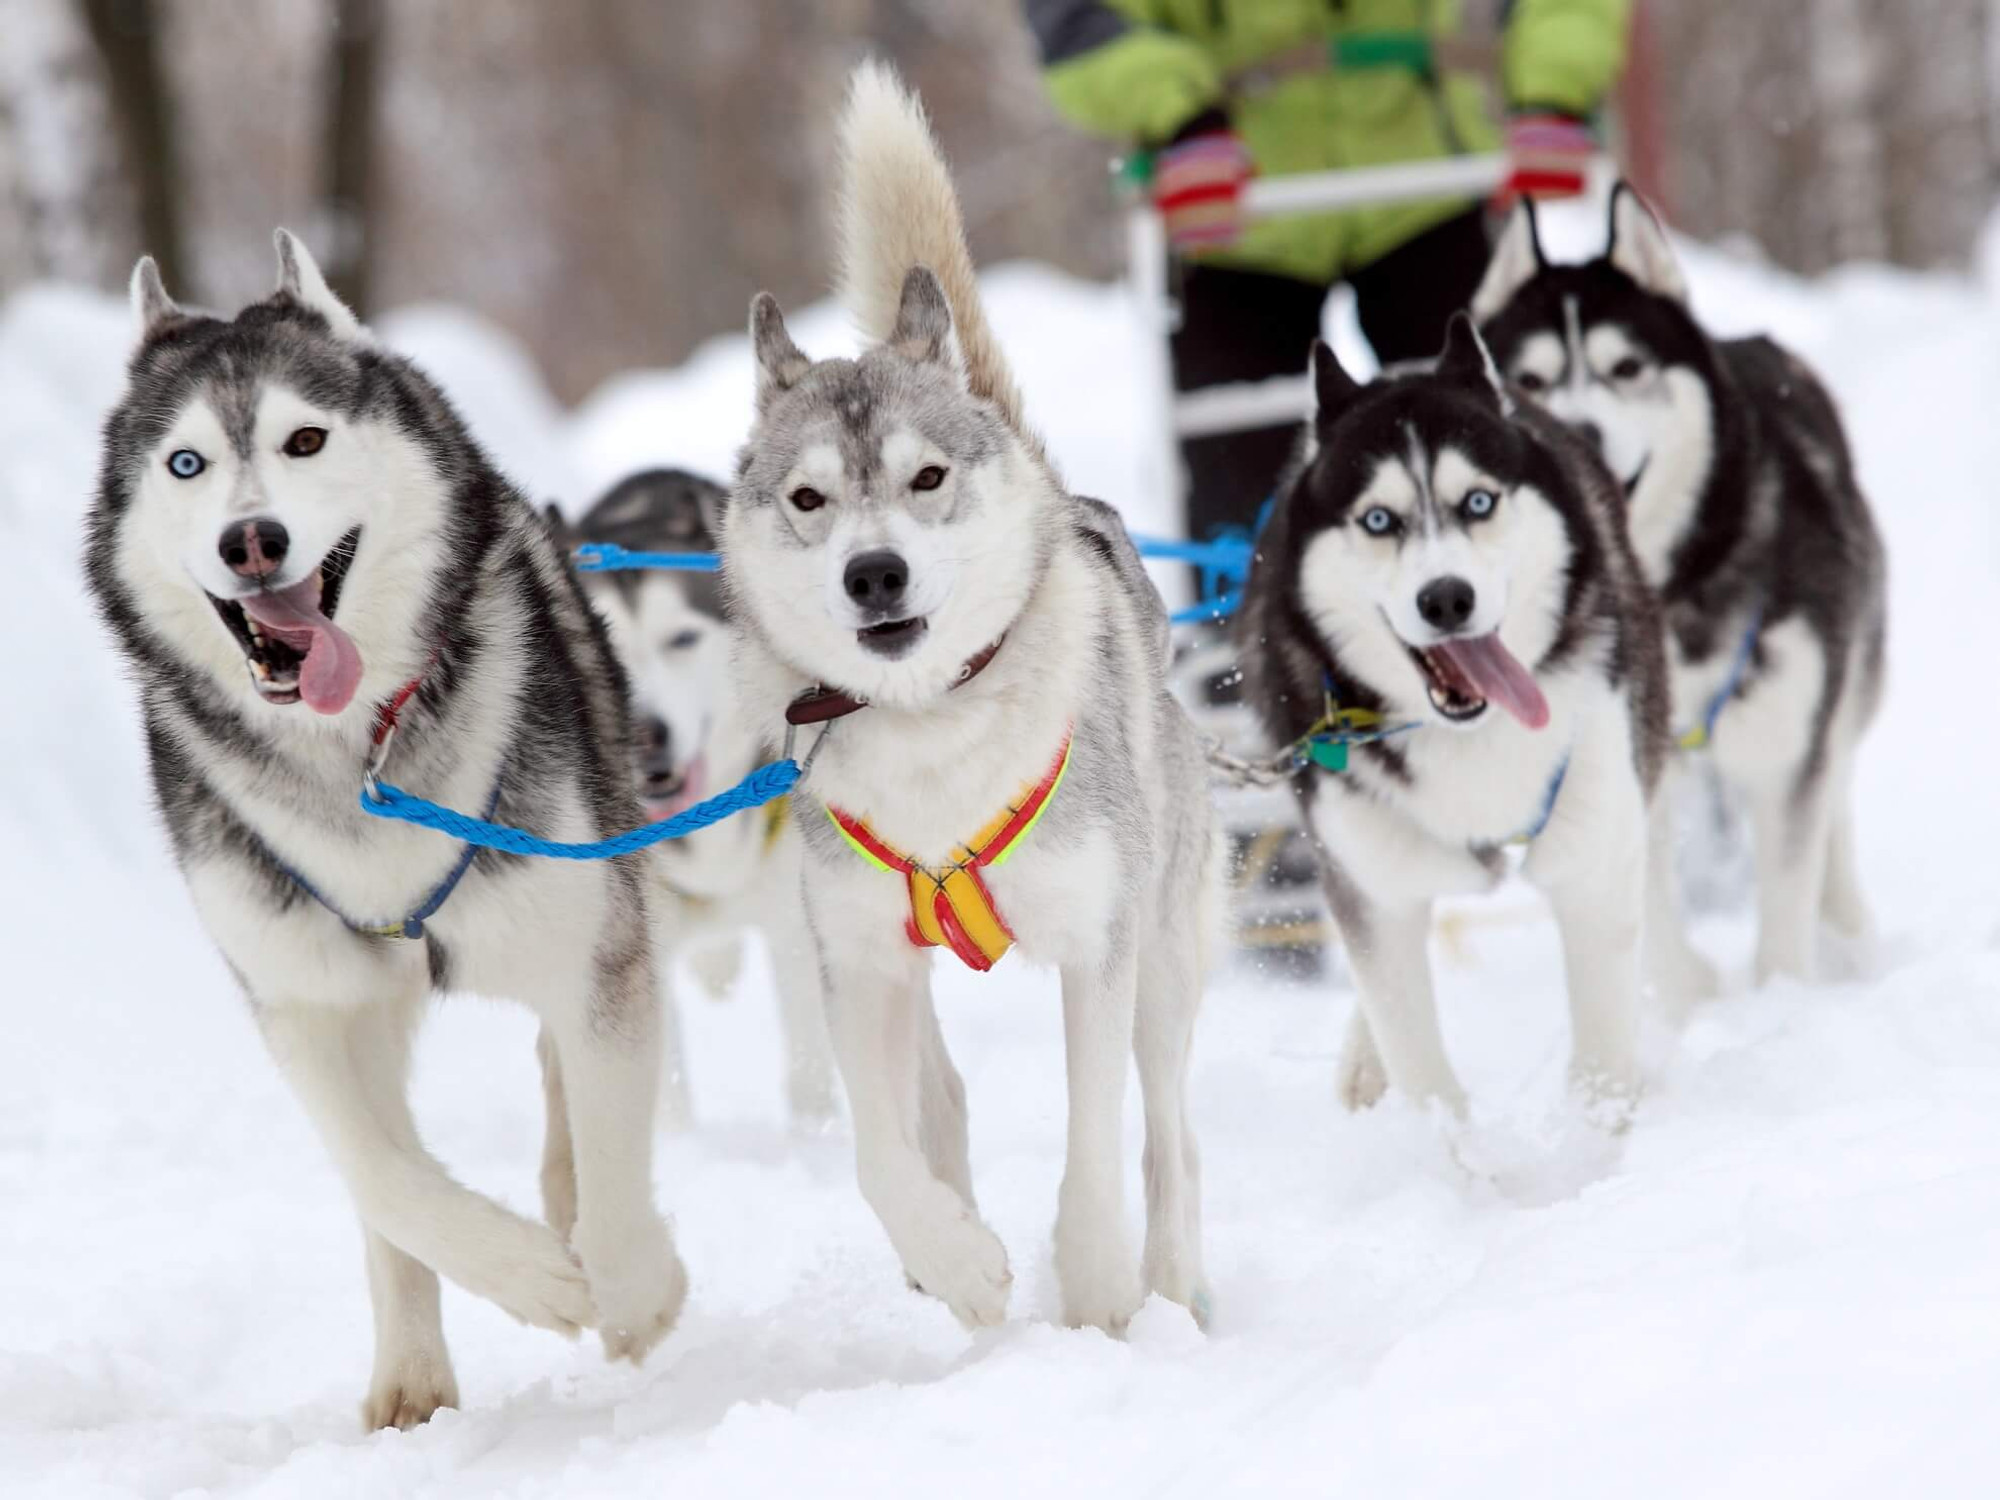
[257,997,594,1338]
[535,1027,577,1242]
[823,943,1010,1327]
[1547,866,1645,1116]
[1820,773,1874,944]
[1134,924,1209,1325]
[655,971,694,1134]
[915,997,973,1205]
[1643,782,1722,1009]
[1334,1007,1389,1111]
[541,933,687,1365]
[1055,942,1143,1334]
[1336,901,1466,1114]
[1750,773,1833,985]
[361,1227,459,1430]
[767,918,839,1128]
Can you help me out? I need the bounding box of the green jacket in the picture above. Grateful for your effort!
[1027,0,1629,281]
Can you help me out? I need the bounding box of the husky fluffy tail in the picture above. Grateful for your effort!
[836,61,1042,462]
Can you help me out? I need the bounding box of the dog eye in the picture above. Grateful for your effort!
[1359,506,1397,536]
[1463,489,1498,519]
[665,628,701,650]
[911,465,947,492]
[282,426,328,457]
[1610,357,1644,381]
[1514,371,1547,393]
[167,449,205,479]
[790,486,825,512]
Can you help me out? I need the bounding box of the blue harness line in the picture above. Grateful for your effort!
[1678,606,1763,751]
[1496,754,1570,849]
[273,784,502,939]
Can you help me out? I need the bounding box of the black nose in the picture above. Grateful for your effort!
[843,550,909,613]
[219,517,289,579]
[1416,576,1476,632]
[636,715,673,776]
[1572,420,1605,454]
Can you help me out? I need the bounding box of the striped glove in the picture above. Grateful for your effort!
[1494,113,1596,207]
[1153,110,1253,252]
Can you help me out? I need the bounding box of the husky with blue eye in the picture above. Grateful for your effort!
[1238,315,1670,1118]
[721,63,1221,1334]
[83,234,687,1430]
[1472,187,1887,995]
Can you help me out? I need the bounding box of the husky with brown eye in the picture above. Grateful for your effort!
[85,228,689,1431]
[1475,185,1887,999]
[725,63,1222,1337]
[1237,311,1670,1127]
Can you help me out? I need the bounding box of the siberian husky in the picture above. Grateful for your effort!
[84,234,686,1428]
[552,468,836,1129]
[1472,187,1887,994]
[1237,315,1670,1116]
[720,63,1221,1332]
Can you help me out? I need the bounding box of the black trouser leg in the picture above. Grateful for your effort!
[1345,206,1493,368]
[1170,264,1329,542]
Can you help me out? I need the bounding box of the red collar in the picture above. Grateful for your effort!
[786,635,1006,727]
[371,673,425,747]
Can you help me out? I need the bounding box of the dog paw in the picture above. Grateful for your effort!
[464,1219,595,1336]
[583,1217,689,1365]
[362,1361,459,1432]
[1055,1199,1142,1336]
[1142,1250,1212,1331]
[1335,1035,1389,1112]
[898,1200,1011,1329]
[1569,1061,1641,1134]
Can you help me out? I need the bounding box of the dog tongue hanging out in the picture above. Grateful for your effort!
[1236,311,1671,1125]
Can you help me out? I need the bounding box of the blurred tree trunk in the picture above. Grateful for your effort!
[320,0,380,313]
[77,0,181,285]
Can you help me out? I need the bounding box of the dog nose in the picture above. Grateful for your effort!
[1572,420,1605,455]
[1416,576,1476,633]
[843,550,909,613]
[219,517,289,579]
[636,715,673,775]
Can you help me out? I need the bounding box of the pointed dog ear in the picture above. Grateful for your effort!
[1310,340,1363,427]
[1606,183,1687,304]
[693,476,729,539]
[887,267,960,375]
[1470,200,1546,324]
[541,502,576,553]
[1435,312,1514,414]
[750,293,811,413]
[128,256,182,342]
[273,228,364,338]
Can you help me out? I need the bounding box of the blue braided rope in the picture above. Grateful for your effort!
[358,758,801,860]
[570,533,1259,622]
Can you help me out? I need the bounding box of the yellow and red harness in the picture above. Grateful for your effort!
[824,728,1073,972]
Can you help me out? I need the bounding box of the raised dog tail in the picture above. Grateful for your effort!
[835,60,1042,462]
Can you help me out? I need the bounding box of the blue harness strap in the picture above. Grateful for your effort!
[1679,606,1763,751]
[1501,754,1570,848]
[273,782,500,939]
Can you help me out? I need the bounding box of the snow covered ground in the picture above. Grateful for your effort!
[7,204,2000,1497]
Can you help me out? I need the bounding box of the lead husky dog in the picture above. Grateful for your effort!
[84,234,686,1429]
[1239,316,1669,1116]
[722,63,1220,1332]
[553,469,836,1129]
[1472,188,1887,993]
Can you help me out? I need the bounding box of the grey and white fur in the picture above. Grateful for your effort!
[1473,186,1887,994]
[1238,316,1670,1117]
[722,62,1221,1332]
[553,468,835,1129]
[84,234,686,1430]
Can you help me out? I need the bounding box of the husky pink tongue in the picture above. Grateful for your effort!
[239,581,364,714]
[1433,632,1550,729]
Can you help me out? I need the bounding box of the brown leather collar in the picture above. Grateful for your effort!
[785,636,1007,726]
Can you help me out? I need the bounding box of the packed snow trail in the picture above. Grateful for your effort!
[6,212,2000,1496]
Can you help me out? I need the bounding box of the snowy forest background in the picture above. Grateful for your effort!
[4,0,1999,402]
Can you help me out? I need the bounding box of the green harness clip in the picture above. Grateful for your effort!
[1307,738,1350,773]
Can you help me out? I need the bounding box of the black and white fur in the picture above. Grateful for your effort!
[84,234,686,1429]
[1473,187,1887,994]
[1238,317,1670,1116]
[555,469,835,1129]
[722,63,1221,1332]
